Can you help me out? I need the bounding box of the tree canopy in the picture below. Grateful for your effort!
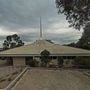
[77,22,90,49]
[65,22,90,50]
[40,50,50,67]
[56,0,90,30]
[3,34,24,50]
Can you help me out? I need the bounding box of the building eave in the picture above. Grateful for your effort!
[0,53,90,57]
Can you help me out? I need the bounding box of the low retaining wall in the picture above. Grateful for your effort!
[0,67,29,90]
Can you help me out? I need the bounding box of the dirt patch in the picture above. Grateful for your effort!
[0,68,24,89]
[0,71,19,89]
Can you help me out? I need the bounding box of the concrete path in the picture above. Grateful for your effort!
[12,68,90,90]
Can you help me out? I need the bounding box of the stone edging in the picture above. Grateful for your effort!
[0,67,28,90]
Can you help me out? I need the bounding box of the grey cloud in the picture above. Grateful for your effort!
[0,0,59,30]
[20,32,39,42]
[0,36,6,47]
[0,36,5,40]
[19,31,81,45]
[0,0,82,47]
[45,33,80,44]
[0,32,81,48]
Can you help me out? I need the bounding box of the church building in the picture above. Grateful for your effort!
[0,19,90,67]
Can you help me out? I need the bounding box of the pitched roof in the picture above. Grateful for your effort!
[0,40,90,56]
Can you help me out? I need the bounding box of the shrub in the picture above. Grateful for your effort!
[73,57,90,69]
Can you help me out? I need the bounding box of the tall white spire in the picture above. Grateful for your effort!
[40,17,42,40]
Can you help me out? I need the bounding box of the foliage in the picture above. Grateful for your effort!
[73,57,90,68]
[56,0,90,30]
[77,22,90,50]
[58,56,63,67]
[46,39,54,44]
[64,42,76,47]
[29,59,39,67]
[3,34,24,50]
[41,50,50,67]
[64,23,90,50]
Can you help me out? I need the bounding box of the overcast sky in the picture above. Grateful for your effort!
[0,0,83,47]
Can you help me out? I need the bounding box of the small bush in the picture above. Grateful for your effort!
[29,59,39,67]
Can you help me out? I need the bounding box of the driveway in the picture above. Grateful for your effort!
[12,68,90,90]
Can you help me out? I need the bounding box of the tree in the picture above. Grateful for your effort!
[17,40,24,47]
[58,56,63,67]
[40,50,50,67]
[6,35,12,45]
[3,40,9,50]
[64,42,76,47]
[3,34,24,50]
[56,0,90,30]
[77,22,90,49]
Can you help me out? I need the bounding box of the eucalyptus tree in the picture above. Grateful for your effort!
[3,40,9,50]
[77,22,90,49]
[56,0,90,30]
[3,34,24,50]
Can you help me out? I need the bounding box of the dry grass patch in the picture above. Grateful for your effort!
[0,66,24,89]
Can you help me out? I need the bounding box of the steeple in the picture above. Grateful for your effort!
[40,17,42,40]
